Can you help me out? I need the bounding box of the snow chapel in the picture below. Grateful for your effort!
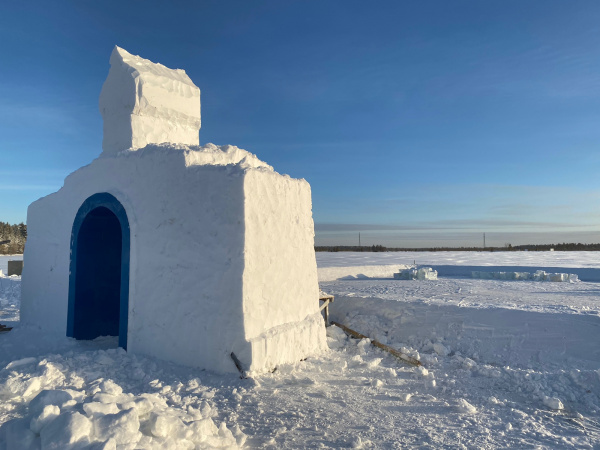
[21,46,327,374]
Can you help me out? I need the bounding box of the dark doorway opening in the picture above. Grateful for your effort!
[67,193,130,349]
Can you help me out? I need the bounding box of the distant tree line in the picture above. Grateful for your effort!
[316,245,388,252]
[315,243,600,252]
[0,222,27,254]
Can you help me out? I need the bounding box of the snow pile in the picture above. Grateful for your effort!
[0,349,246,449]
[99,46,201,154]
[318,265,410,282]
[326,295,600,436]
[455,398,478,414]
[394,267,438,280]
[472,270,579,282]
[542,396,564,411]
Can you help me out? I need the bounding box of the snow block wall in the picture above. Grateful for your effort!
[99,46,201,155]
[21,47,326,374]
[242,170,325,372]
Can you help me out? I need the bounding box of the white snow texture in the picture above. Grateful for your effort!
[99,46,201,155]
[4,252,600,447]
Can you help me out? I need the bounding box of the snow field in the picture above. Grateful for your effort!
[317,251,600,281]
[3,318,599,448]
[316,251,600,269]
[3,252,600,447]
[322,276,600,447]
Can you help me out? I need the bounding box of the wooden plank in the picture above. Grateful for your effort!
[319,297,333,326]
[319,300,331,312]
[230,352,246,379]
[330,321,421,367]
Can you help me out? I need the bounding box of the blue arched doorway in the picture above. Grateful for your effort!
[67,193,130,349]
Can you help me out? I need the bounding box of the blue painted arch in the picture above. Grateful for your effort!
[67,193,130,349]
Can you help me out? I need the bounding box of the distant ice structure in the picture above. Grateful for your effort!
[471,270,578,282]
[21,46,327,374]
[394,267,438,280]
[99,47,201,155]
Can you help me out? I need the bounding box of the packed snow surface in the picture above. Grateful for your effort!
[3,251,600,448]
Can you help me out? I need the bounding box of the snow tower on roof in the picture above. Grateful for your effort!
[21,46,327,374]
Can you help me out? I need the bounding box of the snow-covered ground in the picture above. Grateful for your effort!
[2,251,600,448]
[317,251,600,281]
[317,251,600,268]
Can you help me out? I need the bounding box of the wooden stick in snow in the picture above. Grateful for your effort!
[330,321,421,367]
[230,352,247,379]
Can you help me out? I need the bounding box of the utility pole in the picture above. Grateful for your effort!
[359,232,361,247]
[483,233,486,248]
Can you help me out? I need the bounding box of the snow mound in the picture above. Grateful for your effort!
[0,351,246,449]
[542,396,564,410]
[394,267,438,280]
[318,264,409,282]
[456,398,478,414]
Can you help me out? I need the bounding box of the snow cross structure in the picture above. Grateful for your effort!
[21,46,327,374]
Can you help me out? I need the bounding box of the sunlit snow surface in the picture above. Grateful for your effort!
[1,252,600,448]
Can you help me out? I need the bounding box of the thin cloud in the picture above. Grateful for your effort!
[315,220,597,233]
[0,103,79,134]
[0,184,58,191]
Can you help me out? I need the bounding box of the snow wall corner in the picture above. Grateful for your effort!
[241,168,327,372]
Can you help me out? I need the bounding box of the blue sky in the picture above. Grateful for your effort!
[1,1,600,247]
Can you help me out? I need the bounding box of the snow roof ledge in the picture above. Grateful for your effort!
[118,142,274,171]
[99,46,201,155]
